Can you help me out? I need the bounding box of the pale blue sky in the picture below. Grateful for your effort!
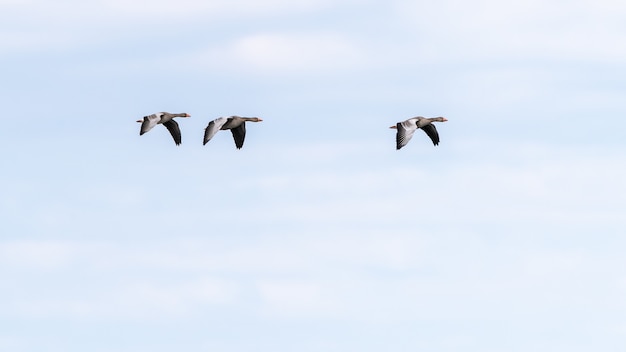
[1,0,626,351]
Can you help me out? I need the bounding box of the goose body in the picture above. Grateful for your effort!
[390,116,448,149]
[137,112,191,146]
[203,116,263,149]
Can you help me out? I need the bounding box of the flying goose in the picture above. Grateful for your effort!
[136,112,191,146]
[203,116,263,149]
[390,116,448,149]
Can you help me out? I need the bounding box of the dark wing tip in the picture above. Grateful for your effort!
[163,120,182,146]
[230,123,246,149]
[395,123,405,150]
[202,129,209,145]
[421,124,440,146]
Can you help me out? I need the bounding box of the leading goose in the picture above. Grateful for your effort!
[136,112,191,146]
[203,116,263,149]
[390,116,448,150]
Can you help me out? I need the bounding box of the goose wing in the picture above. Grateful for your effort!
[139,113,161,135]
[395,120,418,150]
[203,117,229,145]
[162,119,182,146]
[230,122,247,149]
[421,124,440,146]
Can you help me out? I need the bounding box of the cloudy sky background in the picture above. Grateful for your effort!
[2,0,626,351]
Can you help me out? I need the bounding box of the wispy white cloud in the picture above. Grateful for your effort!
[392,0,626,63]
[102,0,336,19]
[256,280,338,317]
[1,0,337,23]
[167,32,368,75]
[1,235,418,321]
[232,33,366,71]
[229,141,626,231]
[5,227,625,326]
[0,31,73,53]
[0,241,77,270]
[8,278,237,320]
[3,0,625,68]
[108,279,237,318]
[0,0,341,55]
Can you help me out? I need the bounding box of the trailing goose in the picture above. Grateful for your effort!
[390,116,448,150]
[136,112,191,146]
[203,116,263,149]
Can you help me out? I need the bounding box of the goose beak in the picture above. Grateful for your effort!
[389,125,397,129]
[185,113,191,117]
[442,118,448,122]
[136,120,143,123]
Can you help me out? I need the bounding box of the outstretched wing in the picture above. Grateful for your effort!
[395,121,417,150]
[420,124,440,146]
[139,113,161,135]
[162,119,182,146]
[203,117,229,145]
[230,123,247,149]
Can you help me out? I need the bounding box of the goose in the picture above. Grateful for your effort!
[203,116,263,149]
[390,116,448,150]
[136,112,191,146]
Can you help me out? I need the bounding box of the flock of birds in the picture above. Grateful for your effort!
[137,112,448,150]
